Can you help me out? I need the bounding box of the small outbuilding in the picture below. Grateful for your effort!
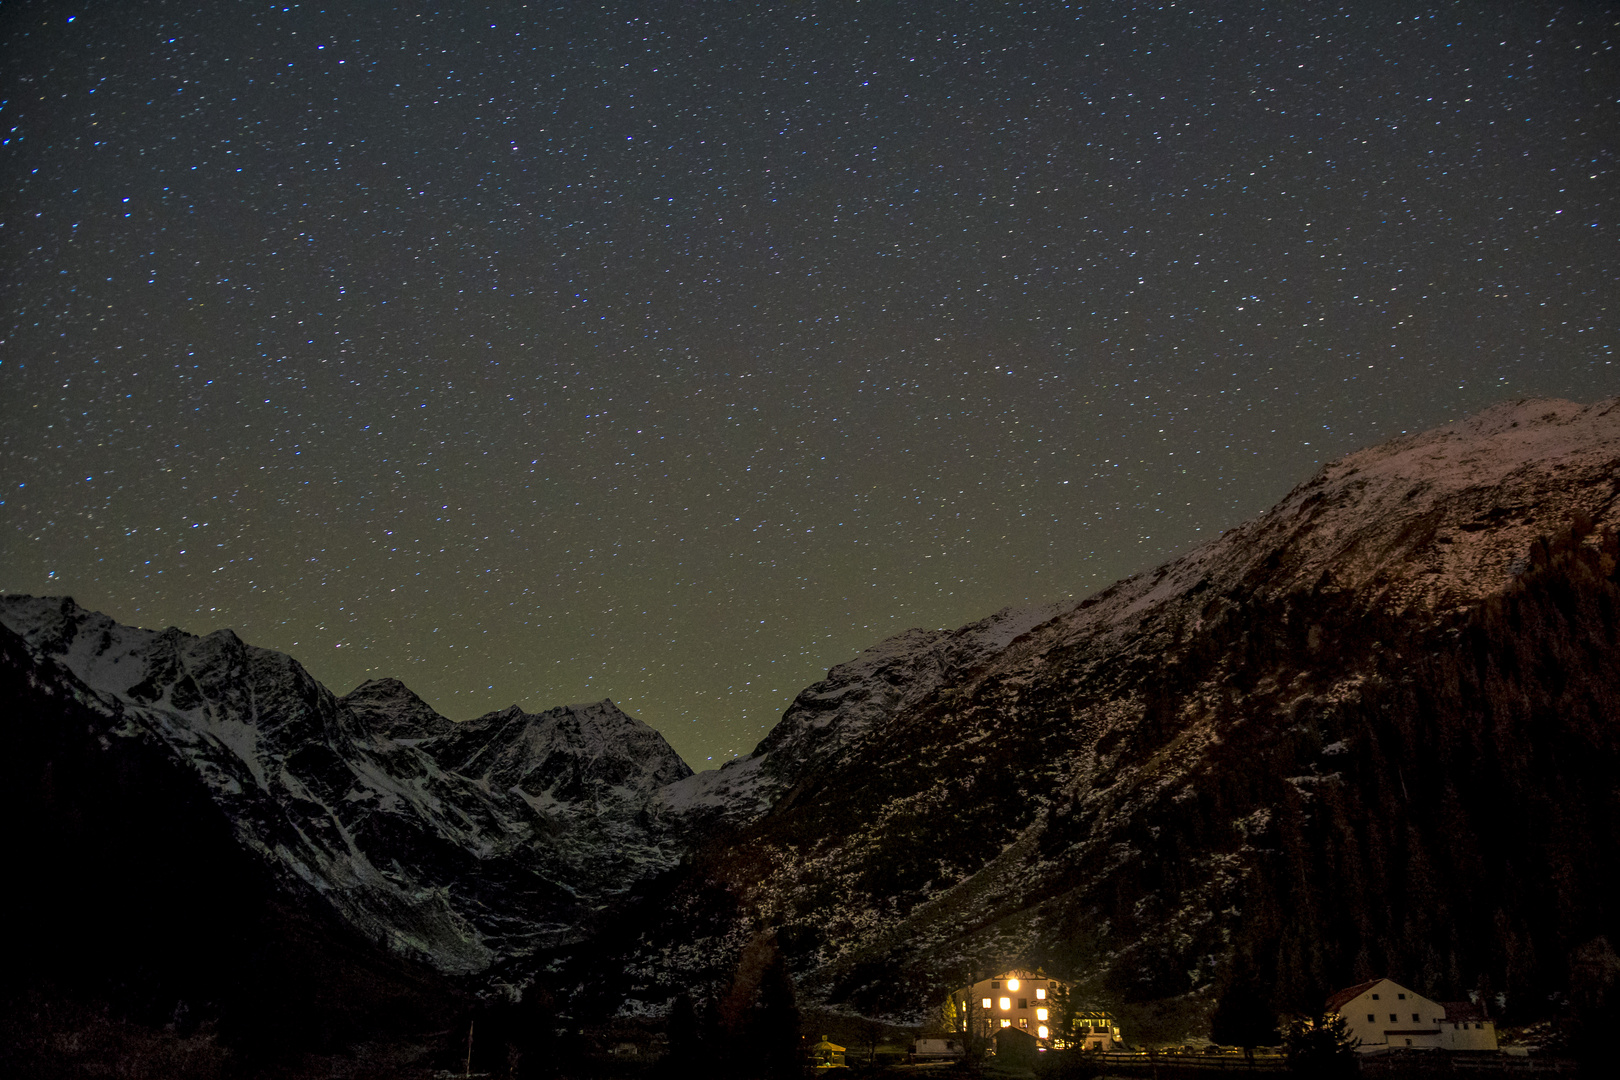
[910,1031,965,1061]
[809,1034,847,1068]
[994,1026,1039,1070]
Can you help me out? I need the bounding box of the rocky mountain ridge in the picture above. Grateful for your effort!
[0,597,693,980]
[598,397,1620,1033]
[0,586,1057,993]
[6,395,1619,1052]
[655,602,1064,828]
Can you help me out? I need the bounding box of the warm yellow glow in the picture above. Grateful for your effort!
[1000,1019,1011,1028]
[1036,988,1046,1000]
[999,997,1011,1011]
[1007,978,1020,991]
[1038,1025,1050,1039]
[982,998,992,1009]
[1036,1008,1049,1021]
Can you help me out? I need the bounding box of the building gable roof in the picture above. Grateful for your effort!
[1325,978,1382,1013]
[1442,1000,1489,1023]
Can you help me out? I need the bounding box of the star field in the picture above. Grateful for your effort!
[3,1,1615,764]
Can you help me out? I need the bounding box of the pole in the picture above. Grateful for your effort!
[465,1019,474,1077]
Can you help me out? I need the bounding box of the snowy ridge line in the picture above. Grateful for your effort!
[655,601,1064,824]
[598,396,1620,1020]
[0,594,702,977]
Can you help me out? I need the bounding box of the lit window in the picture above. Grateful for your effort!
[1037,1025,1049,1040]
[1019,1018,1028,1029]
[982,998,992,1010]
[999,997,1011,1011]
[1036,1008,1049,1021]
[1000,1019,1011,1028]
[1036,988,1046,1000]
[1007,978,1020,992]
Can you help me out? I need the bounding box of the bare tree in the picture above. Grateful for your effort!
[947,968,987,1063]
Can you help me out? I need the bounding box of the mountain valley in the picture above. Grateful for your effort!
[5,397,1619,1067]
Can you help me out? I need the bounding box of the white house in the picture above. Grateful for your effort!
[1325,978,1498,1053]
[1439,999,1499,1052]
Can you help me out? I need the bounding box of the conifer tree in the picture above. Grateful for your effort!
[1210,979,1277,1063]
[660,992,703,1078]
[1048,983,1076,1048]
[1282,1012,1357,1078]
[752,946,804,1080]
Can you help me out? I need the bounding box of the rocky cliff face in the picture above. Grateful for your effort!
[655,603,1062,828]
[0,626,471,1054]
[0,596,693,988]
[602,397,1620,1030]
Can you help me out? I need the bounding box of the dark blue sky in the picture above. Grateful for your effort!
[3,0,1614,763]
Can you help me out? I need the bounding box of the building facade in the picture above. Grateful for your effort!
[1439,1000,1499,1051]
[1326,978,1498,1053]
[1069,1008,1123,1051]
[954,969,1123,1051]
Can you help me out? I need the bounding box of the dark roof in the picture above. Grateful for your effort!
[986,969,1049,982]
[1442,1001,1489,1023]
[995,1027,1038,1047]
[1325,979,1382,1013]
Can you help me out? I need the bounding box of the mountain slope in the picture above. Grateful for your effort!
[0,596,694,991]
[656,602,1062,828]
[604,397,1620,1029]
[0,619,468,1057]
[7,396,1618,1046]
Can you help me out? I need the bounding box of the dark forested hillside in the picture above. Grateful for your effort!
[598,399,1620,1035]
[1209,523,1620,1012]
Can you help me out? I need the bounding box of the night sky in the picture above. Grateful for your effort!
[3,1,1614,765]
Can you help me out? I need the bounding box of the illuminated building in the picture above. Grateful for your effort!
[953,969,1123,1050]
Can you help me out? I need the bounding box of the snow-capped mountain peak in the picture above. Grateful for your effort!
[0,594,702,980]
